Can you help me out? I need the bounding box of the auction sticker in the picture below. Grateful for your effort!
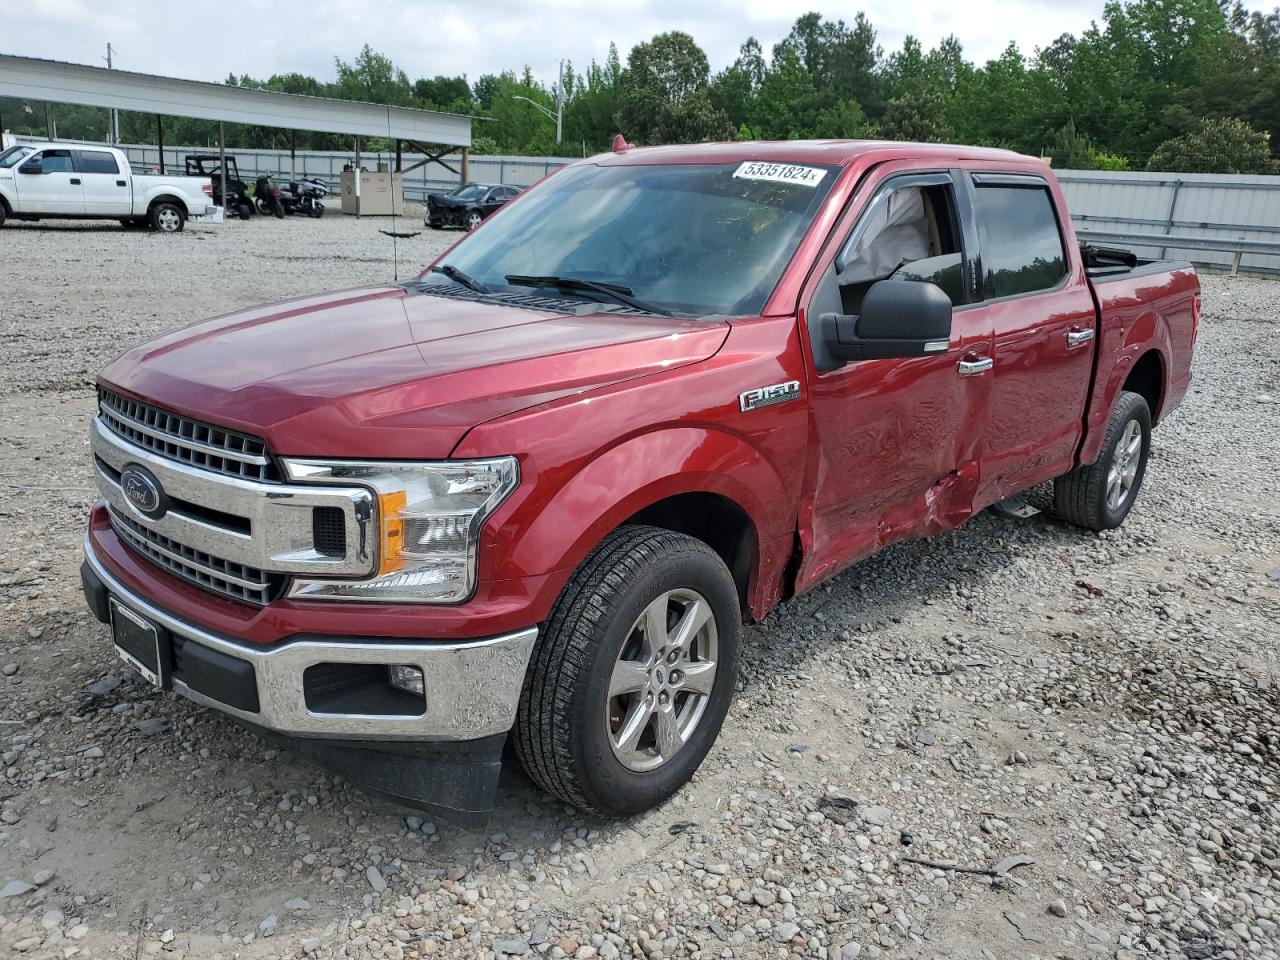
[733,161,827,187]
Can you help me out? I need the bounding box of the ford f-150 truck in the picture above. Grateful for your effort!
[80,140,1199,823]
[0,142,221,232]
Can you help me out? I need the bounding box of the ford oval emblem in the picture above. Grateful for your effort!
[120,464,168,520]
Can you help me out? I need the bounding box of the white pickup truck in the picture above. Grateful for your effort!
[0,142,222,233]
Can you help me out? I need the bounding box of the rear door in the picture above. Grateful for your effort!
[75,149,132,215]
[966,173,1096,502]
[796,165,995,591]
[15,149,83,214]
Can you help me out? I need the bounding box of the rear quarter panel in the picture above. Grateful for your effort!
[1080,264,1199,465]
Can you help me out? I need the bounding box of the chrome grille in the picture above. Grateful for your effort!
[108,507,277,605]
[98,388,279,482]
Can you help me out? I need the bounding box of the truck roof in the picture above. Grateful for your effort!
[597,139,1032,168]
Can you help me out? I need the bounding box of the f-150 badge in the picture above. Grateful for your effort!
[739,381,800,412]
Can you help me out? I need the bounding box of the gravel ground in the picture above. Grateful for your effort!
[0,214,1277,960]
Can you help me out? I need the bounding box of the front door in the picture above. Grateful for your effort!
[16,149,84,214]
[76,149,132,216]
[796,168,994,592]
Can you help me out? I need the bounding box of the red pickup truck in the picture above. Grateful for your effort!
[81,140,1199,823]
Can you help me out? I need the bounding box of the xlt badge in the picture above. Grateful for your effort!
[739,380,800,413]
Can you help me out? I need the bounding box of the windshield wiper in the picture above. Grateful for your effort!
[505,275,672,317]
[431,264,492,294]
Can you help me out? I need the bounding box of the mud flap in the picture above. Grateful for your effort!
[236,721,507,828]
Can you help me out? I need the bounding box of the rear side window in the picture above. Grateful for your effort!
[973,185,1067,299]
[77,150,120,174]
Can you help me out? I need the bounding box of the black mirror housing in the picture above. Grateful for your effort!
[18,160,43,175]
[821,279,953,362]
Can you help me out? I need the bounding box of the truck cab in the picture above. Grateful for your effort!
[80,140,1198,823]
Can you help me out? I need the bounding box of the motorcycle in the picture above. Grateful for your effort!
[279,177,327,218]
[254,173,285,218]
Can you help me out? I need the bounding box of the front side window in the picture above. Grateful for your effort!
[77,151,120,174]
[436,161,839,316]
[32,149,75,174]
[973,185,1067,299]
[834,179,966,312]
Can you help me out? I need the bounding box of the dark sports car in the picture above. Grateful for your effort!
[425,182,520,230]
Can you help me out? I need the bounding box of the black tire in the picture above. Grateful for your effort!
[514,525,741,817]
[1054,390,1152,530]
[465,210,483,231]
[237,201,253,221]
[255,197,272,216]
[0,200,7,227]
[274,200,285,219]
[310,202,324,219]
[149,202,185,233]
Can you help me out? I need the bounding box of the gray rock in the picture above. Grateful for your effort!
[367,866,387,893]
[0,880,35,899]
[772,922,800,942]
[32,869,54,886]
[1048,899,1068,918]
[1,663,17,677]
[258,914,277,937]
[860,805,892,826]
[87,674,123,696]
[494,939,531,955]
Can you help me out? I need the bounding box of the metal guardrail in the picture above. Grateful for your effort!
[1073,226,1280,275]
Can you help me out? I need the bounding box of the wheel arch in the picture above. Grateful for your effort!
[1123,349,1165,423]
[487,427,793,625]
[147,194,188,215]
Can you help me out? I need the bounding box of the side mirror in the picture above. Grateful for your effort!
[18,160,43,175]
[821,279,953,362]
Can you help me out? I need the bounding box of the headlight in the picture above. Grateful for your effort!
[281,457,519,603]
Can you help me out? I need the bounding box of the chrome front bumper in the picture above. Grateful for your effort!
[83,534,538,741]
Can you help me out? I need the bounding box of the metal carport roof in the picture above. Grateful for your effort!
[0,54,471,146]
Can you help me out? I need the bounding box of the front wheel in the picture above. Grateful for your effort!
[310,201,324,219]
[149,202,185,233]
[465,210,483,231]
[514,526,740,817]
[1053,389,1152,530]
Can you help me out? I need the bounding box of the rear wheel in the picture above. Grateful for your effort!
[149,202,185,233]
[237,201,253,221]
[514,525,740,817]
[0,200,7,227]
[1053,390,1152,530]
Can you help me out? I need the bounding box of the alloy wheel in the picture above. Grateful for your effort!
[606,588,718,772]
[1106,419,1143,510]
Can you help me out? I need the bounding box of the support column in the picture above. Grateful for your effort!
[45,103,53,140]
[218,122,228,219]
[290,130,296,181]
[394,139,402,173]
[156,115,165,174]
[461,147,470,185]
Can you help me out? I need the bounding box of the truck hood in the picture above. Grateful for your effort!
[99,285,730,459]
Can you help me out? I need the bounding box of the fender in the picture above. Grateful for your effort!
[478,426,794,623]
[1080,305,1173,466]
[0,177,16,212]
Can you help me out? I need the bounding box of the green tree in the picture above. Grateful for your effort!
[333,45,412,105]
[617,32,730,144]
[880,91,953,143]
[1147,117,1275,172]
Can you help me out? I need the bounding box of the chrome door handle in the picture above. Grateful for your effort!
[957,355,994,376]
[1067,328,1095,348]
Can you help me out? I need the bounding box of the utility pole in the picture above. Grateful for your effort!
[555,59,564,145]
[103,43,120,144]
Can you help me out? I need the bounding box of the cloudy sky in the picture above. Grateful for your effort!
[3,0,1268,90]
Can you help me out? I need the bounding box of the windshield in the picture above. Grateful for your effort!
[0,145,33,169]
[434,161,839,316]
[450,184,489,200]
